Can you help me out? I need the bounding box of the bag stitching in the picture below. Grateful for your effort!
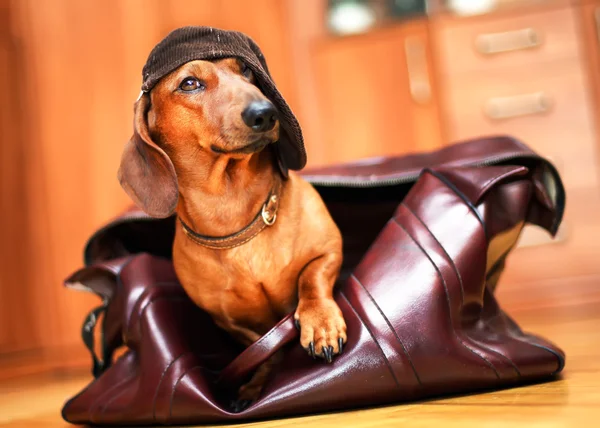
[391,217,501,379]
[152,351,194,422]
[403,195,523,378]
[349,274,422,386]
[339,292,402,391]
[401,203,466,306]
[169,365,209,420]
[499,312,564,375]
[95,370,138,419]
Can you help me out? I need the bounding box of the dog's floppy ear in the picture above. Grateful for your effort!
[118,92,179,218]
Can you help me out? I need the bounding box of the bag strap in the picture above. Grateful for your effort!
[216,313,298,387]
[66,257,134,377]
[81,301,114,377]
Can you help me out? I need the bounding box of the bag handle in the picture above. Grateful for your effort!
[216,313,298,387]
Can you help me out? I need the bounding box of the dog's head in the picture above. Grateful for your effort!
[118,27,305,219]
[118,58,280,218]
[150,57,280,157]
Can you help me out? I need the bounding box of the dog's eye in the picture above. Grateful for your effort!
[241,63,253,80]
[179,77,204,92]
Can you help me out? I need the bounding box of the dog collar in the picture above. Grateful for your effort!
[179,179,281,249]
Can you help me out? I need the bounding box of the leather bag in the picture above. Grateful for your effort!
[62,136,566,425]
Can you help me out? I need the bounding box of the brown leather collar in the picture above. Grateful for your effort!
[179,179,281,249]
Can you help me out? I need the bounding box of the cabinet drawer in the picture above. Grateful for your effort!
[442,62,600,189]
[312,21,443,164]
[434,6,580,75]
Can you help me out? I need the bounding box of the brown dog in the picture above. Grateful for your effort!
[118,58,346,405]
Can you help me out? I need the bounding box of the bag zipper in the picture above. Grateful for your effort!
[304,152,541,187]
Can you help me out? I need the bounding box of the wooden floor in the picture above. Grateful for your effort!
[1,273,599,427]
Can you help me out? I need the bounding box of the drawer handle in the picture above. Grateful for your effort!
[596,7,600,44]
[475,28,541,55]
[484,92,551,120]
[405,36,432,105]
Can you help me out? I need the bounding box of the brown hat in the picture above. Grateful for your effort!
[141,26,306,172]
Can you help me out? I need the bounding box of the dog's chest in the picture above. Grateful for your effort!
[175,233,307,325]
[218,242,302,310]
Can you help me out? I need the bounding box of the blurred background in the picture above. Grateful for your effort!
[0,0,599,378]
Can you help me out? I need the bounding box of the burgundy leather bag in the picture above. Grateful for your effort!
[62,136,566,425]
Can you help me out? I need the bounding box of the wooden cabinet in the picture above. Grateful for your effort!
[579,0,600,137]
[309,20,444,166]
[2,0,600,376]
[0,1,31,355]
[432,2,600,283]
[0,0,304,376]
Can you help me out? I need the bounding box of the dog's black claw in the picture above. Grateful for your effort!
[230,399,252,413]
[294,319,301,330]
[339,338,344,355]
[309,342,315,359]
[327,346,334,363]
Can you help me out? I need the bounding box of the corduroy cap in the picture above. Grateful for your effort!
[141,26,306,171]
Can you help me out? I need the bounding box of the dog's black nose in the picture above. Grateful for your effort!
[242,100,278,132]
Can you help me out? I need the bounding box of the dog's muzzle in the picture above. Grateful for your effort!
[241,100,278,133]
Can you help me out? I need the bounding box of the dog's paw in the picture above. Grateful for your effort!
[295,298,347,363]
[237,378,263,407]
[229,399,252,413]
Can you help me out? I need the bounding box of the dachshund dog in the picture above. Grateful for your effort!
[118,58,346,405]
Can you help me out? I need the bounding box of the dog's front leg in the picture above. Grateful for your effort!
[223,323,280,410]
[234,352,282,411]
[295,252,346,363]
